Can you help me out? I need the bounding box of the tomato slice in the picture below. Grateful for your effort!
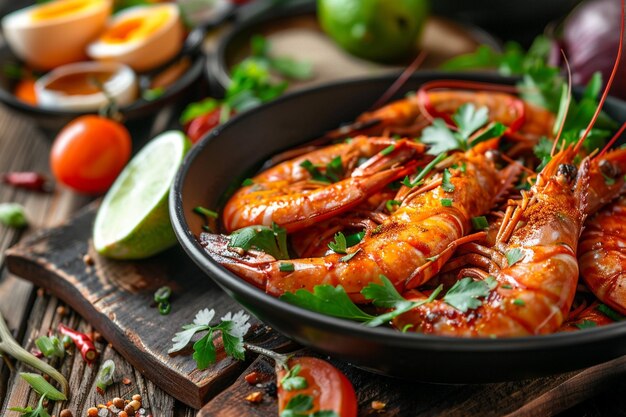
[277,357,357,417]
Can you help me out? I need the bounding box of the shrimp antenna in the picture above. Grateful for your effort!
[369,51,428,111]
[574,0,624,153]
[550,51,573,157]
[596,122,626,159]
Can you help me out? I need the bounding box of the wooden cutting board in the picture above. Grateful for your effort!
[6,205,626,415]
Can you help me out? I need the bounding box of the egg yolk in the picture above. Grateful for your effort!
[101,8,171,44]
[31,0,103,21]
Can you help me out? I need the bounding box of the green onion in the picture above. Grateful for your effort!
[35,336,64,359]
[404,152,448,188]
[193,206,219,219]
[0,203,28,228]
[513,299,525,306]
[20,373,67,401]
[158,301,172,315]
[471,216,489,230]
[385,199,401,212]
[95,359,115,392]
[380,145,395,156]
[154,286,172,304]
[440,198,453,207]
[279,262,295,272]
[442,169,455,192]
[345,230,365,247]
[241,178,254,186]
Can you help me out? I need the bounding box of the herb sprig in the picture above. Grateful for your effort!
[228,223,289,260]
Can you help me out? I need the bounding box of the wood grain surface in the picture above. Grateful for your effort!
[6,204,626,417]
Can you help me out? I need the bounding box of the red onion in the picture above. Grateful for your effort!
[552,0,626,98]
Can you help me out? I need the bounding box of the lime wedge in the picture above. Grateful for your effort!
[94,130,191,259]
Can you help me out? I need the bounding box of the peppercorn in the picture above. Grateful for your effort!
[112,398,124,409]
[128,400,141,411]
[60,409,73,417]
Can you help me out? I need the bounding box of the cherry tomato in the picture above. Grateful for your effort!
[184,107,222,143]
[277,357,357,417]
[50,115,131,194]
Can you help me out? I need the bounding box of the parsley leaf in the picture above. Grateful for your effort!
[280,364,308,391]
[442,169,455,192]
[453,103,489,139]
[471,216,489,230]
[328,232,347,254]
[325,156,343,183]
[229,224,289,260]
[179,98,220,125]
[280,285,375,322]
[170,309,251,370]
[443,277,497,312]
[340,248,361,262]
[505,248,525,266]
[470,122,506,146]
[421,119,461,155]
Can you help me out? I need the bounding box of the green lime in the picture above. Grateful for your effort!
[93,130,191,259]
[318,0,429,62]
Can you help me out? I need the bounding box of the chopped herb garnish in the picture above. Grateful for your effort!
[35,336,64,359]
[280,394,339,417]
[241,178,254,186]
[344,230,365,247]
[442,169,455,192]
[328,232,347,254]
[299,160,329,183]
[340,248,361,263]
[471,216,489,230]
[596,304,625,321]
[229,223,289,260]
[440,198,453,207]
[401,324,414,333]
[193,206,219,219]
[180,98,219,125]
[575,320,597,330]
[142,87,165,101]
[170,309,251,370]
[513,299,526,307]
[501,284,513,290]
[403,153,448,188]
[280,364,308,391]
[279,262,295,272]
[380,144,396,156]
[505,248,524,266]
[443,276,497,312]
[385,199,401,212]
[325,156,344,183]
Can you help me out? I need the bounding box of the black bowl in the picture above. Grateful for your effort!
[0,43,206,132]
[170,72,626,383]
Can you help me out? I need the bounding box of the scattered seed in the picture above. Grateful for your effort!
[118,412,128,417]
[131,394,142,402]
[83,254,94,266]
[244,371,260,384]
[60,409,73,417]
[122,377,132,385]
[56,306,67,316]
[372,400,386,410]
[113,398,124,409]
[37,288,45,297]
[87,407,99,417]
[245,391,263,403]
[124,404,135,415]
[128,400,141,411]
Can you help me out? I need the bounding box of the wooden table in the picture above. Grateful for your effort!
[2,102,626,417]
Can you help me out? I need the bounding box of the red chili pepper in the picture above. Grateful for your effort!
[58,323,98,364]
[2,172,50,192]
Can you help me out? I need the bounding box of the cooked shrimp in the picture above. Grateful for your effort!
[393,147,590,336]
[204,140,515,302]
[222,136,427,233]
[579,195,626,315]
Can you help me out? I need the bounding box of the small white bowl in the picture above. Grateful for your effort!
[35,61,138,111]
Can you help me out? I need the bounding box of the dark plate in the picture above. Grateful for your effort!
[209,3,501,94]
[0,44,206,132]
[170,72,626,383]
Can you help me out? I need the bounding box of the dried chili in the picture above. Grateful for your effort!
[58,323,98,364]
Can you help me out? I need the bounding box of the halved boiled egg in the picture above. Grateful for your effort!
[87,4,184,72]
[35,61,137,111]
[1,0,112,70]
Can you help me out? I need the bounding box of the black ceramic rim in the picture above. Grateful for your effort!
[0,46,205,120]
[170,71,626,355]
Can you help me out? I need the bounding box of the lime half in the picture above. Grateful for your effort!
[94,130,191,259]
